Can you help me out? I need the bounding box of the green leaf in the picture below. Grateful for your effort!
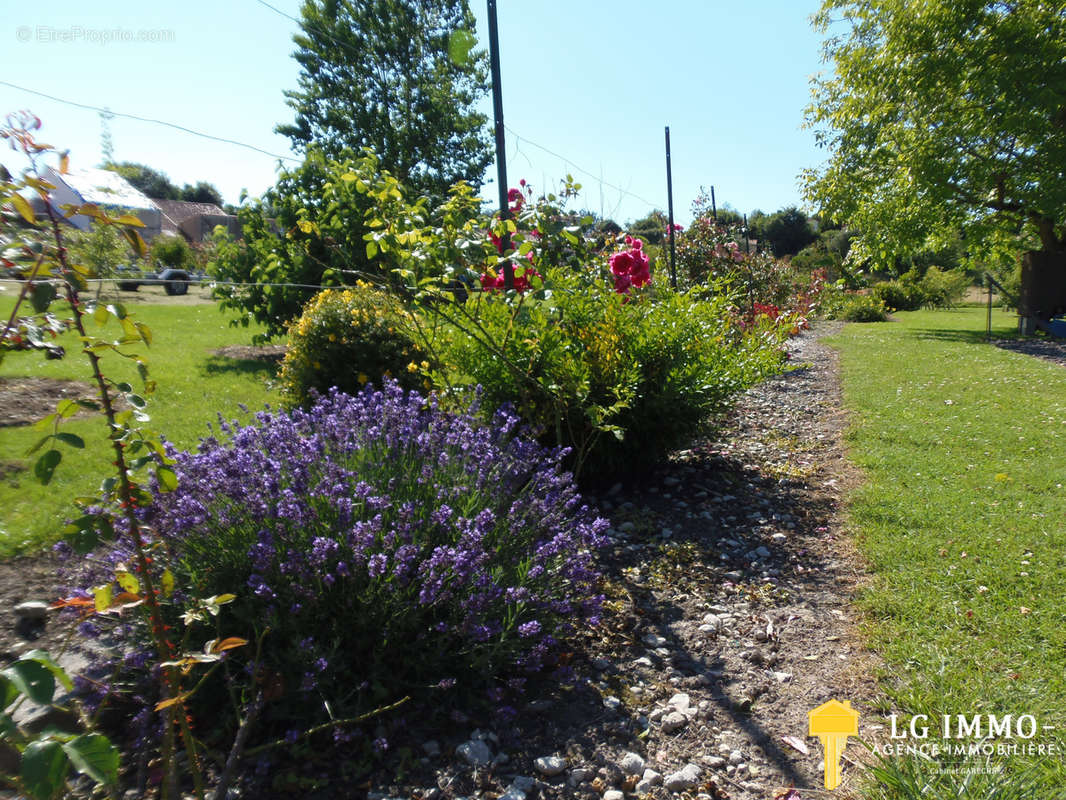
[34,449,62,485]
[112,213,145,228]
[20,650,73,692]
[92,584,112,613]
[156,466,178,492]
[55,433,84,449]
[161,569,175,598]
[30,282,57,313]
[2,659,56,705]
[92,304,109,326]
[122,228,148,258]
[21,740,69,800]
[25,434,52,456]
[32,414,58,432]
[56,400,79,418]
[126,394,147,409]
[0,674,19,708]
[62,735,119,787]
[115,571,139,595]
[67,527,99,555]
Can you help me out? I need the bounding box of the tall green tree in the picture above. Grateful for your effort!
[104,161,180,200]
[803,0,1066,268]
[762,206,817,257]
[277,0,493,199]
[179,181,224,206]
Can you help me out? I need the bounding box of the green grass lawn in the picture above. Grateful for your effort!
[1,295,279,556]
[828,308,1066,794]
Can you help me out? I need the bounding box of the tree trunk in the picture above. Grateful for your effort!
[1018,249,1066,334]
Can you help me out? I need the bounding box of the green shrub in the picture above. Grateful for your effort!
[150,235,191,269]
[918,265,969,308]
[427,265,787,484]
[873,267,970,311]
[839,293,888,321]
[872,277,924,311]
[209,149,428,341]
[278,284,432,407]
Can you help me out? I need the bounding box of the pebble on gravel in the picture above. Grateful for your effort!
[456,739,492,767]
[619,751,645,776]
[568,768,591,786]
[667,692,689,709]
[603,791,625,800]
[664,764,701,792]
[661,711,688,733]
[534,755,567,776]
[13,601,49,621]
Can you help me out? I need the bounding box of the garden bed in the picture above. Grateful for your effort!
[0,324,879,798]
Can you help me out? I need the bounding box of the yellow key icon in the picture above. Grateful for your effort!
[808,699,858,790]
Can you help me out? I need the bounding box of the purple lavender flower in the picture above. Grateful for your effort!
[71,379,608,744]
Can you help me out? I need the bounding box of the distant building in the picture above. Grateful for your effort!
[23,167,243,245]
[153,198,242,243]
[35,165,162,239]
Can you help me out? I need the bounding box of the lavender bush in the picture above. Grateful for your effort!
[109,381,605,739]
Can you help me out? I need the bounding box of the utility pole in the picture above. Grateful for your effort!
[665,126,677,290]
[487,0,514,289]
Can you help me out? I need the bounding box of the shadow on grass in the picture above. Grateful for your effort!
[902,326,1020,345]
[199,354,283,378]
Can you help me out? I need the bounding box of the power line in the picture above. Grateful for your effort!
[252,0,357,57]
[0,80,300,164]
[503,125,661,210]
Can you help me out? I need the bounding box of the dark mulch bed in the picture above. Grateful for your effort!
[993,335,1066,368]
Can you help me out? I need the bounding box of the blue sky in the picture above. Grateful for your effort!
[0,0,829,226]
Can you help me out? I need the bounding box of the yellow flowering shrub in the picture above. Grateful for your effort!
[279,284,432,407]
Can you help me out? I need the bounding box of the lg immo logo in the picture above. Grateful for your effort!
[808,699,858,790]
[806,700,1060,791]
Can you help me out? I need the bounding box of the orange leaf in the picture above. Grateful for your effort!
[155,692,191,711]
[209,637,249,654]
[50,596,94,609]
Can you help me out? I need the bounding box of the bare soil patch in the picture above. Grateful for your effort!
[0,377,97,427]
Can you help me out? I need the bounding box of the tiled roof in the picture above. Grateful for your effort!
[152,199,225,236]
